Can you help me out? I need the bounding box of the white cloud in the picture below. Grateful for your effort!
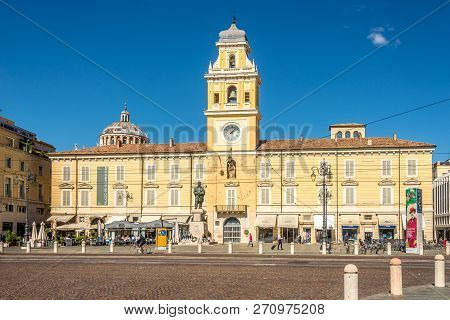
[367,31,388,46]
[366,26,401,47]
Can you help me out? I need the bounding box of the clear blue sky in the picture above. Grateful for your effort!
[1,0,449,160]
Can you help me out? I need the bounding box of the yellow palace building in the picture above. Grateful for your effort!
[49,21,435,244]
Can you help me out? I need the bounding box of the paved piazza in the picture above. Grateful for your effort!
[0,245,449,300]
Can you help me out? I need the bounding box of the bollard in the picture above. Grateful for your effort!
[53,241,58,253]
[434,254,445,288]
[390,258,403,296]
[419,243,423,256]
[387,242,392,256]
[81,240,86,254]
[259,242,263,254]
[344,264,358,300]
[290,242,295,255]
[321,241,326,255]
[26,241,31,253]
[228,242,233,254]
[197,242,202,254]
[0,242,4,254]
[109,242,114,253]
[354,243,359,256]
[168,242,172,254]
[446,243,450,256]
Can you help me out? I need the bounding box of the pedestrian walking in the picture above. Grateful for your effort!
[277,234,283,250]
[248,233,254,247]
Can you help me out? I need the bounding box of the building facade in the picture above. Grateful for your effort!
[0,115,55,238]
[433,172,450,241]
[49,21,435,243]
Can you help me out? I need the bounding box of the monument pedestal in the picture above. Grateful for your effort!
[189,208,207,240]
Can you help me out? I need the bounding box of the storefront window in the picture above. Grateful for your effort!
[342,227,358,241]
[258,228,273,243]
[282,228,298,243]
[379,227,395,239]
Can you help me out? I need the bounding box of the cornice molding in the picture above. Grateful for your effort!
[167,182,183,188]
[143,182,159,189]
[403,179,421,186]
[378,179,396,186]
[112,182,128,189]
[341,179,358,186]
[257,181,273,187]
[58,183,74,190]
[78,183,93,189]
[224,181,239,187]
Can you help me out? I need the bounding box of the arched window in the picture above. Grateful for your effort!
[353,131,359,138]
[336,131,343,139]
[345,131,351,139]
[110,137,115,145]
[123,136,127,144]
[227,86,237,103]
[229,54,236,69]
[223,217,241,243]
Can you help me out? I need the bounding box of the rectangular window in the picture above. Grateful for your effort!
[17,223,25,237]
[146,189,156,206]
[38,184,43,202]
[285,160,295,179]
[381,160,392,177]
[259,161,270,179]
[381,187,393,205]
[170,163,179,181]
[407,159,417,177]
[146,164,156,181]
[344,187,355,205]
[285,187,296,205]
[20,161,25,171]
[62,166,71,182]
[344,160,355,178]
[38,166,43,176]
[244,92,250,103]
[81,166,90,182]
[5,157,12,168]
[226,188,236,206]
[6,138,13,147]
[5,204,14,212]
[96,167,108,206]
[115,190,125,207]
[2,222,13,233]
[116,165,125,181]
[62,190,71,206]
[214,93,220,104]
[17,206,26,213]
[80,190,89,207]
[259,188,271,205]
[18,181,25,199]
[36,208,44,215]
[4,177,12,197]
[195,162,204,180]
[169,189,180,206]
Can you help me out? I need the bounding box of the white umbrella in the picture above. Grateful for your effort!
[37,221,46,246]
[30,221,38,247]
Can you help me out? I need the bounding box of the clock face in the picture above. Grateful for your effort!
[223,123,241,143]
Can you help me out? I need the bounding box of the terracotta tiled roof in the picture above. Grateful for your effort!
[257,137,435,151]
[329,123,365,127]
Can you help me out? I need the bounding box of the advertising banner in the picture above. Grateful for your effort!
[405,188,422,254]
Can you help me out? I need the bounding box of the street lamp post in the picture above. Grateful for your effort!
[311,160,332,252]
[24,171,36,244]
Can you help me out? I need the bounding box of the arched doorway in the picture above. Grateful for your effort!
[223,217,241,243]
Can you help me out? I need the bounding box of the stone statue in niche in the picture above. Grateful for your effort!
[227,156,236,179]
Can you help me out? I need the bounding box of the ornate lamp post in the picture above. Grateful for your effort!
[24,171,36,243]
[311,160,332,251]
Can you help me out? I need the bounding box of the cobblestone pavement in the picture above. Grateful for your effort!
[367,283,450,300]
[0,252,448,300]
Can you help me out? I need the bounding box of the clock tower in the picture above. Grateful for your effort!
[204,19,261,152]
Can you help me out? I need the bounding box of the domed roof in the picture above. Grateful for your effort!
[218,18,247,43]
[100,103,148,139]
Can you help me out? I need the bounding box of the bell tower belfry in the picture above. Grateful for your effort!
[204,18,262,152]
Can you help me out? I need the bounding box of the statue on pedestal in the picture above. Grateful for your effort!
[194,181,205,209]
[227,156,236,179]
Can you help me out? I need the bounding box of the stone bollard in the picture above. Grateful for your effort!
[419,243,423,256]
[197,242,202,254]
[109,242,114,253]
[168,242,172,254]
[321,241,326,255]
[390,258,403,296]
[344,264,358,300]
[228,242,233,254]
[387,242,392,256]
[81,240,86,254]
[434,254,445,288]
[446,243,450,256]
[290,242,295,255]
[26,241,31,253]
[354,243,359,256]
[53,241,58,253]
[0,242,4,254]
[259,242,263,254]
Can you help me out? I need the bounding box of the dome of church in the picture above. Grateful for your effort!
[99,102,149,146]
[218,18,247,43]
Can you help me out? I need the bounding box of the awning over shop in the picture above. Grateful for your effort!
[162,215,191,224]
[47,215,75,223]
[56,223,88,231]
[255,215,277,228]
[105,216,126,224]
[140,215,161,223]
[378,215,398,228]
[105,220,174,230]
[277,215,299,228]
[341,215,360,226]
[314,215,335,229]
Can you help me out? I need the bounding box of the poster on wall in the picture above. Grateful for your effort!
[405,188,422,254]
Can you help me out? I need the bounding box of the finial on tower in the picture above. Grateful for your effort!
[123,97,127,111]
[232,16,236,25]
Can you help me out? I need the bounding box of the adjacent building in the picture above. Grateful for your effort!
[0,115,55,238]
[48,21,436,243]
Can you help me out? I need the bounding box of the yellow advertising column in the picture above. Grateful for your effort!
[156,228,168,251]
